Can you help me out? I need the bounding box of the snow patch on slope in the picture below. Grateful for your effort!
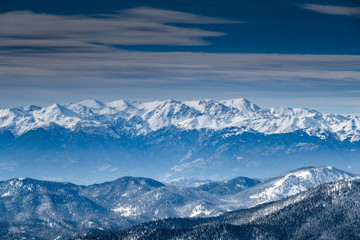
[231,166,356,208]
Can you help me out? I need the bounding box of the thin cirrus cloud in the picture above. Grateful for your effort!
[302,3,360,16]
[1,49,360,113]
[107,7,239,24]
[1,50,360,86]
[0,7,239,49]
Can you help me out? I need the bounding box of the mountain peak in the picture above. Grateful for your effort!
[220,98,261,112]
[78,99,106,109]
[106,99,137,109]
[90,176,166,188]
[22,105,41,111]
[281,166,355,179]
[232,165,356,208]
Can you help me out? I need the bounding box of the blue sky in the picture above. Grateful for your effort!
[0,0,359,113]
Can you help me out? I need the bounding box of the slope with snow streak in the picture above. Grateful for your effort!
[1,98,360,141]
[165,177,216,188]
[229,166,356,208]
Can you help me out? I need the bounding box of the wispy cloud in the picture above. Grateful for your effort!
[0,7,238,49]
[2,50,359,84]
[1,49,360,110]
[171,158,206,172]
[109,7,239,24]
[98,163,119,172]
[302,4,360,16]
[0,161,17,172]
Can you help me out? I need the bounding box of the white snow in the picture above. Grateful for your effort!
[111,206,140,217]
[1,192,11,197]
[1,98,360,141]
[166,177,214,187]
[189,204,212,217]
[244,166,355,207]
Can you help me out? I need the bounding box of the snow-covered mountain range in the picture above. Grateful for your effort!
[94,178,360,240]
[1,98,360,141]
[0,166,356,239]
[1,98,360,183]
